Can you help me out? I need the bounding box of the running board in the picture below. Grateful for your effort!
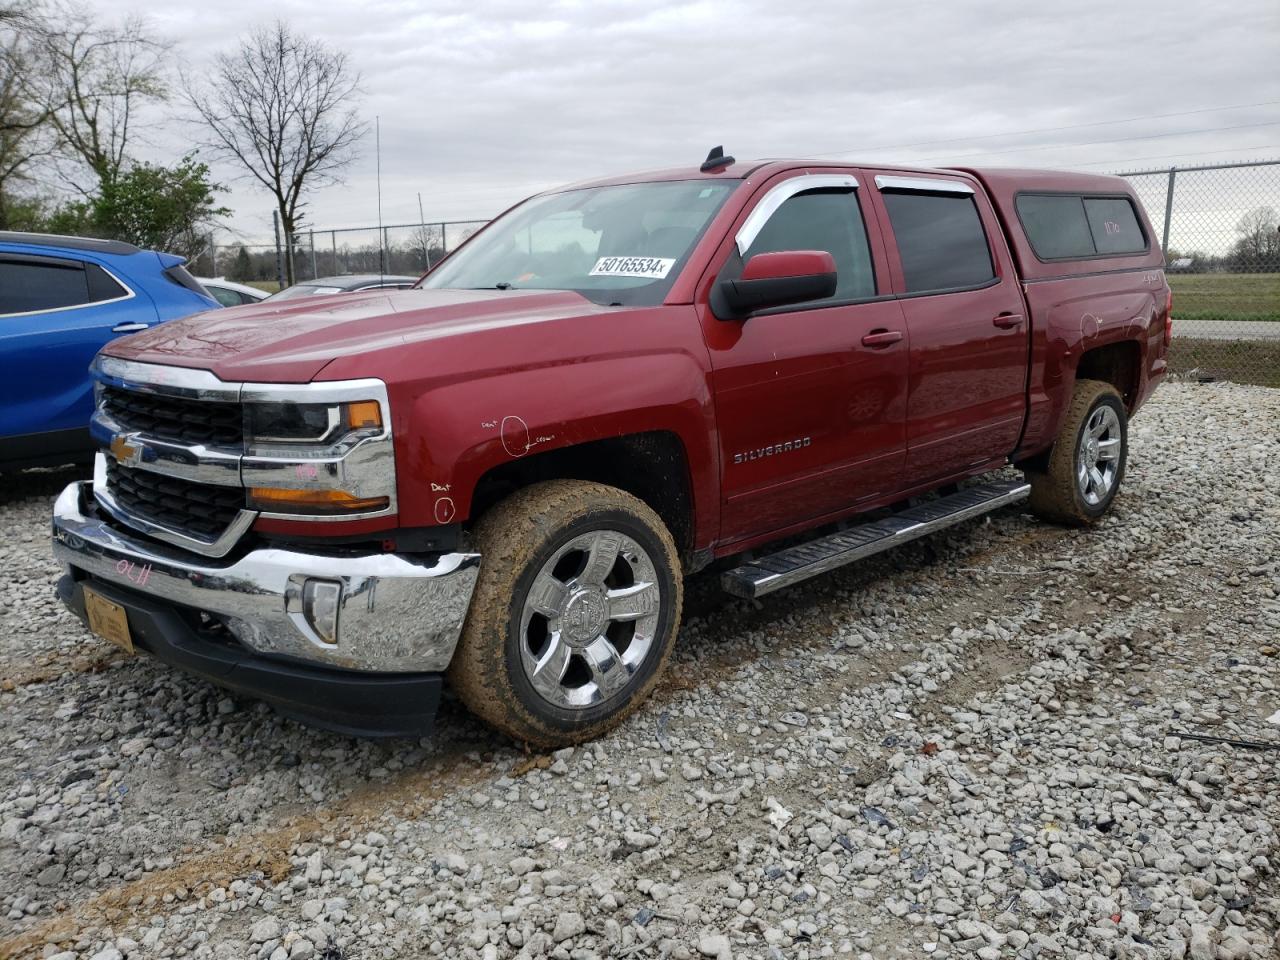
[720,478,1031,599]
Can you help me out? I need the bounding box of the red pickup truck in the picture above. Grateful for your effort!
[51,150,1170,745]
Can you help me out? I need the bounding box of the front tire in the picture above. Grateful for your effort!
[448,480,682,747]
[1025,378,1128,525]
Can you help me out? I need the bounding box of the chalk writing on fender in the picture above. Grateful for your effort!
[485,415,557,458]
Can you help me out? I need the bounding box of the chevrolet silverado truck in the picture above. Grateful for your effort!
[51,150,1170,745]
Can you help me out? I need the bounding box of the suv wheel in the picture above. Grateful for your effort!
[1026,378,1128,525]
[448,480,682,747]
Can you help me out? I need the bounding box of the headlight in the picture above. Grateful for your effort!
[245,400,383,444]
[239,380,396,521]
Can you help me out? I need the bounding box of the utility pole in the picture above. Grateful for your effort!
[418,192,431,270]
[285,229,296,286]
[1161,167,1177,258]
[375,116,384,281]
[272,210,285,290]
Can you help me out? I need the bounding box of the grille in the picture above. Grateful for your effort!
[105,460,245,540]
[102,385,243,447]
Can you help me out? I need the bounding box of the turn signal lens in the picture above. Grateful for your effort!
[346,400,382,431]
[249,487,389,513]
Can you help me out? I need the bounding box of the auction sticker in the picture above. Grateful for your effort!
[589,256,675,279]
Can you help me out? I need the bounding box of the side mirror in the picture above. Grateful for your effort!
[713,250,837,319]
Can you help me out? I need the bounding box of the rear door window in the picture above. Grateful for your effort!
[1083,197,1147,254]
[85,263,128,302]
[0,257,91,315]
[0,256,129,316]
[881,190,995,293]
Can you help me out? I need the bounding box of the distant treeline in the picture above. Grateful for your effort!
[1168,205,1280,274]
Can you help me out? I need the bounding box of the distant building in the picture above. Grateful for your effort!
[1168,257,1195,272]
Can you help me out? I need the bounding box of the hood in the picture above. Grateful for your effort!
[103,287,617,382]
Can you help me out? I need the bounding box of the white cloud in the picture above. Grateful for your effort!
[79,0,1280,243]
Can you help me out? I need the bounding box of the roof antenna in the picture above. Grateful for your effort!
[700,145,735,173]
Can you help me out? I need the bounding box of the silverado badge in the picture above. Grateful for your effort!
[732,436,811,465]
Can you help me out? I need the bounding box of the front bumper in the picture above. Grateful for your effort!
[52,480,481,730]
[56,574,444,737]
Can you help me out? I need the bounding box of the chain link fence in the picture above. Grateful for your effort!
[284,221,489,282]
[1118,159,1280,387]
[203,220,489,291]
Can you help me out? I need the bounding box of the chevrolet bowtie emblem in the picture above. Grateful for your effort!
[109,435,143,467]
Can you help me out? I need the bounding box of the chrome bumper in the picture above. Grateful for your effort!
[52,481,480,674]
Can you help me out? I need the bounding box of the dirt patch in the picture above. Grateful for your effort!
[0,752,491,959]
[0,650,122,692]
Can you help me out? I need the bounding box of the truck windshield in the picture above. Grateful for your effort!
[420,179,737,306]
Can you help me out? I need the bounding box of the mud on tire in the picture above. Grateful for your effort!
[448,480,682,747]
[1025,378,1128,526]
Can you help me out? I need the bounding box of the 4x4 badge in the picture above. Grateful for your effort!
[109,435,144,467]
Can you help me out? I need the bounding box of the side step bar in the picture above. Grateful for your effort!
[720,478,1031,599]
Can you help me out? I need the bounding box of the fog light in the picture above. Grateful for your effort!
[302,578,342,645]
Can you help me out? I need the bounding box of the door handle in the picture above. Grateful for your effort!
[861,329,903,347]
[993,313,1024,329]
[112,322,150,333]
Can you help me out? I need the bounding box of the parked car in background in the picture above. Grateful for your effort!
[196,276,270,307]
[264,274,419,301]
[0,231,218,470]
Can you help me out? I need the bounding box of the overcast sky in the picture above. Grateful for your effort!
[85,0,1280,245]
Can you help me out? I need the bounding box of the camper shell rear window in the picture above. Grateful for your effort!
[1015,192,1148,261]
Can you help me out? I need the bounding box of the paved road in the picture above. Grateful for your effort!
[1175,318,1280,341]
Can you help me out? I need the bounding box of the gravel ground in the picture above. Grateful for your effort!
[0,381,1277,960]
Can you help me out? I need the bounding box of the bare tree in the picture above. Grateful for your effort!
[185,22,366,284]
[409,222,445,271]
[1231,205,1280,272]
[0,4,56,226]
[26,1,169,194]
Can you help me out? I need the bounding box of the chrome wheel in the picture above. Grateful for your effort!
[1076,405,1122,506]
[519,530,662,711]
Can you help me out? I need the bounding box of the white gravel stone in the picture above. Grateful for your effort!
[552,911,585,942]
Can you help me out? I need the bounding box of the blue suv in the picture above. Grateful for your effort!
[0,232,219,469]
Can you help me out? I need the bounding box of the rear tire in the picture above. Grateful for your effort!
[1025,379,1128,526]
[448,480,682,747]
